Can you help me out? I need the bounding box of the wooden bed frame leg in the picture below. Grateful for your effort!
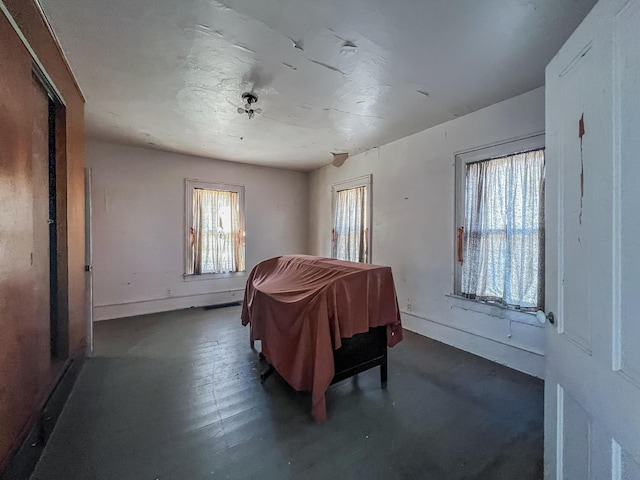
[381,353,388,389]
[260,364,274,384]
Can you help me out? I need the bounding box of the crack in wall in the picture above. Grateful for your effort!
[308,59,346,76]
[330,107,383,120]
[579,113,585,225]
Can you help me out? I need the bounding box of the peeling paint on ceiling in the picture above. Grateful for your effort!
[39,0,597,171]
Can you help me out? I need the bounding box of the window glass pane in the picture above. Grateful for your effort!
[333,185,368,263]
[190,187,245,274]
[461,149,544,310]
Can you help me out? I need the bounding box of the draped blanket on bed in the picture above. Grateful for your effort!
[241,255,403,421]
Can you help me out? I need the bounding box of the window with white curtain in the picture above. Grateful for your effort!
[331,175,372,263]
[185,180,245,276]
[454,136,545,311]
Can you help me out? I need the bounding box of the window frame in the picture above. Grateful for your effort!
[453,134,545,310]
[184,178,246,280]
[331,174,373,263]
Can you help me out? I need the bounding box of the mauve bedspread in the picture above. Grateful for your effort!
[241,255,403,421]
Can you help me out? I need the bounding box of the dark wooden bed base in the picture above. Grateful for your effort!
[332,326,387,388]
[258,325,388,389]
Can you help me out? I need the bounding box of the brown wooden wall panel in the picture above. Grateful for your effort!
[3,0,86,354]
[0,1,85,471]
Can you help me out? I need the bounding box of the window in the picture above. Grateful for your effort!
[454,136,545,311]
[331,175,372,263]
[185,179,245,276]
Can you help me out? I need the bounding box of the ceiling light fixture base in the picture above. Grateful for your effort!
[238,92,261,119]
[242,92,258,105]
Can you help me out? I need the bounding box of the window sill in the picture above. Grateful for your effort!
[183,272,246,282]
[446,294,543,327]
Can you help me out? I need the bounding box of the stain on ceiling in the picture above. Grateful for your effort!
[38,0,597,171]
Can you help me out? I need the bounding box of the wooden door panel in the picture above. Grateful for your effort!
[616,0,640,387]
[556,44,594,354]
[31,74,51,369]
[545,0,640,478]
[0,11,51,468]
[560,387,591,479]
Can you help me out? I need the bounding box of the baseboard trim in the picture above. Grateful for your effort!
[93,289,245,321]
[401,312,545,379]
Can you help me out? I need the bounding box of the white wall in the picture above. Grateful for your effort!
[309,87,546,378]
[87,140,308,320]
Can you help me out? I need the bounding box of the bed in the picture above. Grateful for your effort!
[241,255,403,422]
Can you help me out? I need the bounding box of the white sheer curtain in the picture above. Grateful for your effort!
[461,149,545,310]
[333,186,368,263]
[192,188,244,274]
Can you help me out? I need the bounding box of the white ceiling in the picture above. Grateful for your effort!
[39,0,596,171]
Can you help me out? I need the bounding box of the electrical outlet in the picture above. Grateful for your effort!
[166,288,171,296]
[406,302,413,313]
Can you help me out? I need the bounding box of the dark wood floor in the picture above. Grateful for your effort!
[31,306,543,480]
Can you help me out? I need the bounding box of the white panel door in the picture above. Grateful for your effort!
[545,0,640,478]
